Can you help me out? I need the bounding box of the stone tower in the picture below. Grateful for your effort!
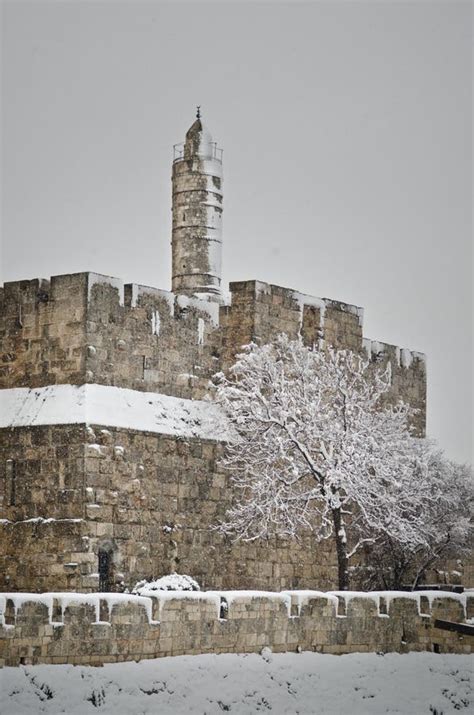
[171,111,223,301]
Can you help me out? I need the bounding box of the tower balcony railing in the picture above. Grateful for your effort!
[173,142,223,163]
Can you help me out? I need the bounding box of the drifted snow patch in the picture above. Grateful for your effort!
[0,384,226,440]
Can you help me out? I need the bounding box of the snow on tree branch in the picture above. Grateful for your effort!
[362,452,473,590]
[214,335,436,590]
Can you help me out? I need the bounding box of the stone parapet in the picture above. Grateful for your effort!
[1,272,426,427]
[0,590,472,667]
[0,273,88,389]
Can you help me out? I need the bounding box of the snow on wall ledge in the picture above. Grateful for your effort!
[0,384,225,440]
[362,338,426,368]
[1,590,472,666]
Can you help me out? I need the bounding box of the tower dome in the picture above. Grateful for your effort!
[171,111,223,302]
[184,118,214,159]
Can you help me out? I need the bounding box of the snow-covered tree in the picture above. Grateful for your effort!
[360,452,473,590]
[214,335,432,590]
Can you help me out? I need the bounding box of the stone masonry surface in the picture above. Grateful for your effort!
[0,424,337,593]
[0,591,472,667]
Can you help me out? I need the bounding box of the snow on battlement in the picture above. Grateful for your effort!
[87,273,125,306]
[250,280,364,329]
[127,283,175,314]
[86,275,222,327]
[1,589,470,628]
[1,589,471,666]
[175,294,220,326]
[363,339,426,370]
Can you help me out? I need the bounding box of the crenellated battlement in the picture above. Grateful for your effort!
[225,280,364,354]
[363,338,426,370]
[0,272,225,399]
[2,589,470,626]
[362,337,426,435]
[84,273,225,399]
[1,590,472,666]
[1,271,427,425]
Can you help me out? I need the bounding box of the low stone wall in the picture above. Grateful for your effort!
[1,590,472,667]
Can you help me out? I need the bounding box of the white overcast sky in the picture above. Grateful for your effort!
[1,0,472,463]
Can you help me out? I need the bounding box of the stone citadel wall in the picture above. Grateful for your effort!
[3,420,469,594]
[0,271,428,593]
[1,591,472,667]
[0,272,427,427]
[0,424,337,593]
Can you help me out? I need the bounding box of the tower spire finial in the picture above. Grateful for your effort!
[196,105,201,119]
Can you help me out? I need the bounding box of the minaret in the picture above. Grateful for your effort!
[171,109,223,301]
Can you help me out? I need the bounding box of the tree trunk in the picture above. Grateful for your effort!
[411,554,438,591]
[411,539,450,590]
[332,507,350,590]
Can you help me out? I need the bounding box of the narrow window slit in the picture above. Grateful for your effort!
[52,598,63,623]
[337,597,346,617]
[5,599,15,626]
[219,597,228,620]
[98,549,113,592]
[99,599,110,622]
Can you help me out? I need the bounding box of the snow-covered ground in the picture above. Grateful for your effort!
[0,651,472,714]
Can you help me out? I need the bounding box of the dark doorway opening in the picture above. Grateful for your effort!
[98,548,113,592]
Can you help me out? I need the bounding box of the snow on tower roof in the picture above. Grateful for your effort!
[186,118,212,143]
[183,112,220,161]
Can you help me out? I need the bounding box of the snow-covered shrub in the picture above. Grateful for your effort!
[132,573,200,595]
